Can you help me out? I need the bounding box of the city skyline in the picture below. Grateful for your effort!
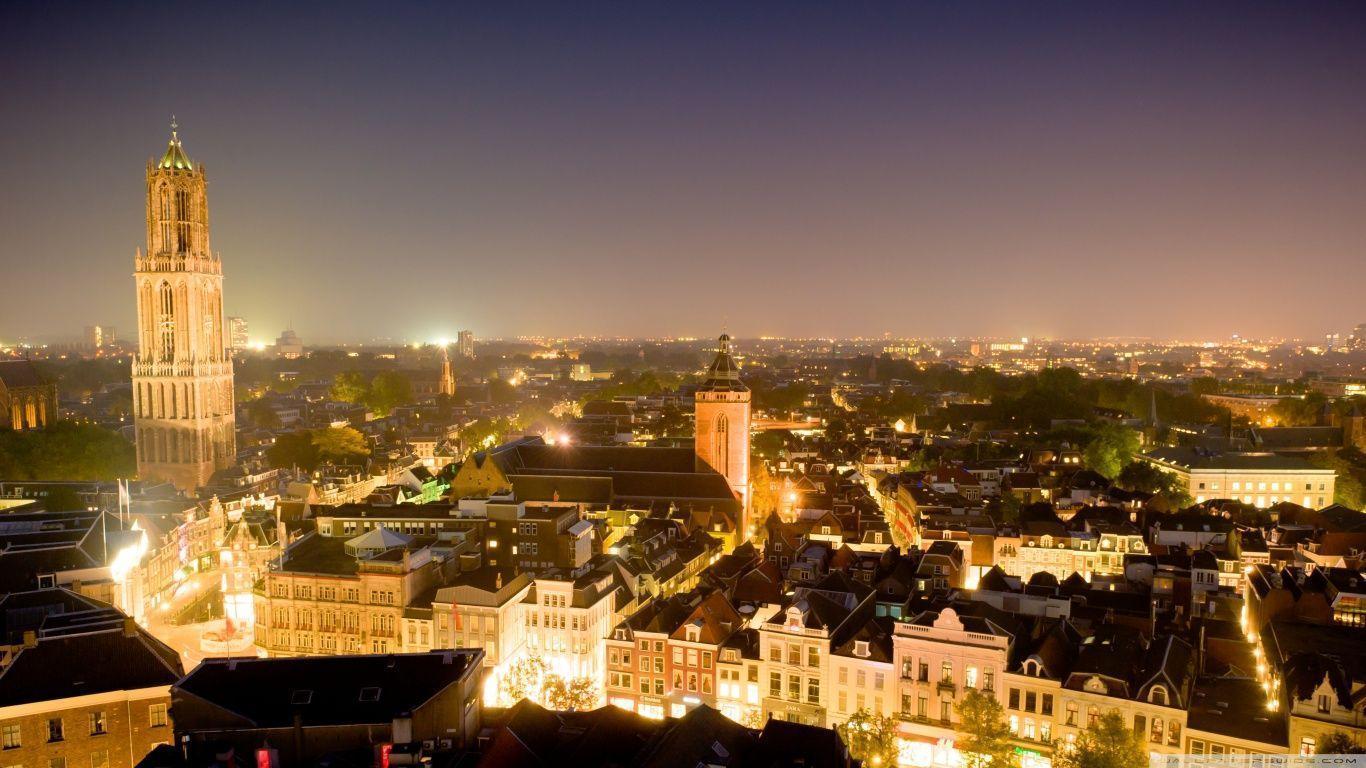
[3,2,1366,343]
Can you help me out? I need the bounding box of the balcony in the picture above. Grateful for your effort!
[936,680,956,694]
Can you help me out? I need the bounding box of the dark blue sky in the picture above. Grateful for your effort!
[2,1,1364,343]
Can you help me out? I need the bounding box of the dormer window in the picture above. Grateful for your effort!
[1024,660,1040,677]
[854,640,870,658]
[686,626,700,643]
[1149,685,1168,706]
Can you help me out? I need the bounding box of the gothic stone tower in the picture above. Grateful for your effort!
[132,125,236,491]
[694,334,752,534]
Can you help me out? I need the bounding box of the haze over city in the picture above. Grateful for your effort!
[3,1,1365,343]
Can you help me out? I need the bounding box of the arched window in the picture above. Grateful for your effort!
[1149,685,1168,706]
[175,187,190,253]
[714,413,729,472]
[157,281,175,361]
[159,185,173,252]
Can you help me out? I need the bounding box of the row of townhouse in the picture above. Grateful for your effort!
[620,554,1293,768]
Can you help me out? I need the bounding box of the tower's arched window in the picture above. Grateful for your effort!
[175,187,190,253]
[159,185,173,253]
[715,413,729,472]
[158,281,176,361]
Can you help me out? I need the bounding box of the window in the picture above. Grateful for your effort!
[51,757,69,768]
[769,645,782,662]
[918,696,927,718]
[1149,685,1168,706]
[89,710,107,735]
[940,700,951,722]
[1065,702,1078,726]
[770,671,782,697]
[807,678,820,703]
[983,671,994,691]
[48,717,64,742]
[788,674,801,701]
[1318,695,1331,714]
[808,646,820,667]
[149,702,168,727]
[2,723,20,749]
[839,667,848,684]
[1150,717,1164,744]
[673,647,684,665]
[1008,688,1020,709]
[1042,693,1053,716]
[1025,691,1036,712]
[965,666,978,689]
[941,661,953,682]
[91,750,110,768]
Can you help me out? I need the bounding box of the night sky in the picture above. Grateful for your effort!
[2,1,1365,344]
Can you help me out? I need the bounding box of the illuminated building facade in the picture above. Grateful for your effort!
[132,125,236,492]
[694,334,752,532]
[0,360,57,431]
[1143,447,1336,509]
[226,316,247,351]
[522,569,620,691]
[251,529,450,657]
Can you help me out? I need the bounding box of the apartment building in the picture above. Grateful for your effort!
[251,527,453,656]
[523,562,626,688]
[603,589,743,719]
[0,598,182,768]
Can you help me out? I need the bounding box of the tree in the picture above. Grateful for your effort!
[330,371,370,404]
[750,459,779,526]
[836,709,899,767]
[1116,461,1168,494]
[367,371,414,416]
[1081,423,1141,479]
[244,399,281,429]
[956,688,1018,768]
[1054,711,1148,768]
[312,426,370,465]
[1307,451,1365,510]
[1317,732,1366,754]
[739,709,765,729]
[542,674,597,711]
[266,430,319,472]
[0,422,136,481]
[655,404,691,438]
[498,655,548,705]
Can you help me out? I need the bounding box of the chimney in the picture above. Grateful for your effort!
[21,630,37,649]
[123,617,138,637]
[495,571,503,590]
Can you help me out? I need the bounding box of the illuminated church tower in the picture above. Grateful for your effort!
[694,334,752,532]
[132,122,236,491]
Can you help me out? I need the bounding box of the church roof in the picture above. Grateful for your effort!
[158,127,194,171]
[699,334,747,392]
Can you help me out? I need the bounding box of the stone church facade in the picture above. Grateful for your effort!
[132,125,236,491]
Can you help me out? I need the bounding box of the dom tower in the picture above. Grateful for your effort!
[132,124,236,491]
[694,334,752,534]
